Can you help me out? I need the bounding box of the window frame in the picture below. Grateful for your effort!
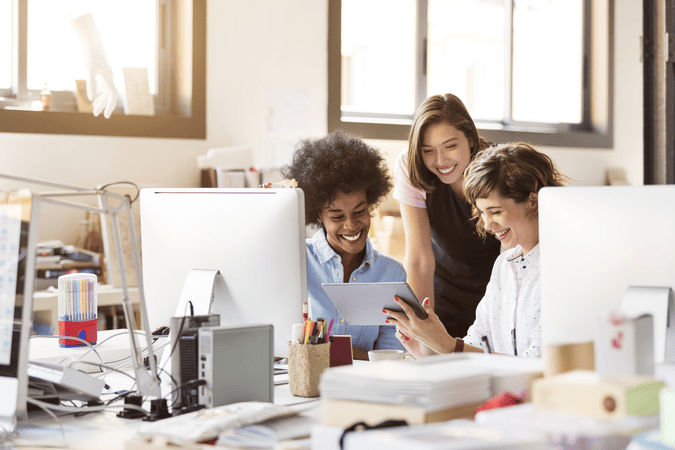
[328,0,612,148]
[0,0,206,139]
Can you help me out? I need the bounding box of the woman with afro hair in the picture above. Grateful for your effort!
[282,130,406,360]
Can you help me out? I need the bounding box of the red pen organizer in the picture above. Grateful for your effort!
[57,273,98,348]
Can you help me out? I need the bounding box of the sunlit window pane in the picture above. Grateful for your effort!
[27,1,157,95]
[341,0,416,117]
[512,0,583,123]
[0,0,11,89]
[427,0,504,122]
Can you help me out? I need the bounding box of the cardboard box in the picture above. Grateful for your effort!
[321,398,483,428]
[532,370,664,419]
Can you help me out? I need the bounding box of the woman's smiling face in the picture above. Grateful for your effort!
[420,121,473,192]
[319,190,370,259]
[475,190,539,255]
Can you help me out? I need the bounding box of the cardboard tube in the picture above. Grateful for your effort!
[543,342,595,377]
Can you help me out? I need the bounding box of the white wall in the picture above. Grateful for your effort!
[0,0,642,244]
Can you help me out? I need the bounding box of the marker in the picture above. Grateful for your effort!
[326,318,334,342]
[304,320,313,345]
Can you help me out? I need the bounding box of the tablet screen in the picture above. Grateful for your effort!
[321,282,427,326]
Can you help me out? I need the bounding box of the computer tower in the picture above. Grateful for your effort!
[198,324,274,408]
[169,314,220,411]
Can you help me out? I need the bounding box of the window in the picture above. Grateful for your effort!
[328,0,612,148]
[0,0,205,139]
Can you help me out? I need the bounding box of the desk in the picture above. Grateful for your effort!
[32,286,142,330]
[15,333,320,450]
[13,383,320,450]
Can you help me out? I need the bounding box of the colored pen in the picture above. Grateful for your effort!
[304,320,313,345]
[512,329,518,356]
[326,318,333,342]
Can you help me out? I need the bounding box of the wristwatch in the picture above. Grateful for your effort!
[453,338,464,353]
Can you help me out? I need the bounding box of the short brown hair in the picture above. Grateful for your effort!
[407,94,490,192]
[463,143,569,237]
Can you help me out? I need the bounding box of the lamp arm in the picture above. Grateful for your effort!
[101,192,160,398]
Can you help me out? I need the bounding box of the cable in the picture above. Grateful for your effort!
[159,307,190,376]
[69,360,137,382]
[162,378,206,402]
[27,397,147,416]
[71,329,158,366]
[29,334,104,367]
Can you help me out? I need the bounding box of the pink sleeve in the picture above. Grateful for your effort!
[392,149,427,209]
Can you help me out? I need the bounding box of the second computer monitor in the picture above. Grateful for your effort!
[539,185,675,364]
[140,188,307,358]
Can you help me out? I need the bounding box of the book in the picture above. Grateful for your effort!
[200,167,218,188]
[321,398,484,428]
[38,266,102,279]
[216,168,246,188]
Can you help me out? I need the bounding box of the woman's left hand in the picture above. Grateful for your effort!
[385,297,457,354]
[395,328,437,358]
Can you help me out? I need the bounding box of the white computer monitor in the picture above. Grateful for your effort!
[0,191,37,432]
[140,188,307,358]
[539,185,675,364]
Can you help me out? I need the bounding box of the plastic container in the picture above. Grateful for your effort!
[58,273,97,347]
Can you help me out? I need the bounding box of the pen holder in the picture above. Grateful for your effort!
[288,342,330,398]
[57,273,97,348]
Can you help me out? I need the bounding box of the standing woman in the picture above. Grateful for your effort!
[283,131,406,360]
[393,94,500,338]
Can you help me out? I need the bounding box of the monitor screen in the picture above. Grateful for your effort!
[0,190,35,431]
[539,185,675,364]
[140,188,307,358]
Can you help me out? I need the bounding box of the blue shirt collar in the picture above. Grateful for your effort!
[309,228,375,267]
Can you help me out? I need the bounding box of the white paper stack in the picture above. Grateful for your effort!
[217,414,317,448]
[337,419,546,450]
[319,356,492,412]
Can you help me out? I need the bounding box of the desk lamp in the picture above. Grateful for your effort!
[0,173,160,398]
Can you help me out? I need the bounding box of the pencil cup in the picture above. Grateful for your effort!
[288,342,330,397]
[58,273,97,348]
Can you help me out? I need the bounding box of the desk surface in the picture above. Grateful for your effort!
[15,333,320,449]
[13,383,320,450]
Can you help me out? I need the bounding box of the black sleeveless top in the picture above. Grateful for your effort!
[425,177,501,338]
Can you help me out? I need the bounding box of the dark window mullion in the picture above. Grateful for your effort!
[581,0,592,129]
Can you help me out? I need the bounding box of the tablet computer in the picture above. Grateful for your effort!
[321,282,428,326]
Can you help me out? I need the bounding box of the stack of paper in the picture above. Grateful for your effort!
[319,356,492,411]
[217,414,317,448]
[336,419,546,450]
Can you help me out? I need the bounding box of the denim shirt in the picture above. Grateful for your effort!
[306,229,407,352]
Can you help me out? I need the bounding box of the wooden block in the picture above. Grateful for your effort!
[321,398,483,428]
